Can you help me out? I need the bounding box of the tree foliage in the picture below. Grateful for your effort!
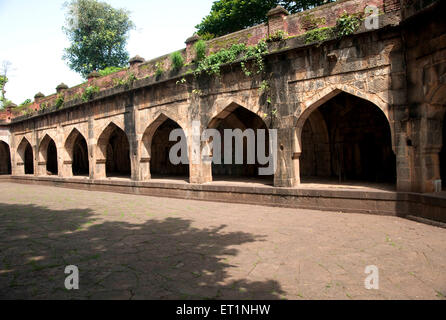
[195,0,335,38]
[0,61,12,109]
[63,0,134,78]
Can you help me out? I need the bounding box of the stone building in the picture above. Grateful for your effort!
[0,0,444,222]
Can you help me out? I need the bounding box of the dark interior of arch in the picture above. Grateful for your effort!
[46,139,58,175]
[210,105,273,183]
[0,142,11,175]
[72,134,89,176]
[106,127,131,177]
[24,143,34,175]
[301,92,396,184]
[151,119,189,177]
[441,112,446,189]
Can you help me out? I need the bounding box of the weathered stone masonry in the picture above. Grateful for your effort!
[0,0,445,197]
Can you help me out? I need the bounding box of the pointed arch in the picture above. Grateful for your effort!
[17,137,34,175]
[96,122,131,178]
[64,128,89,176]
[140,113,189,180]
[0,141,11,175]
[297,90,396,185]
[205,102,273,184]
[38,134,58,175]
[207,99,263,128]
[296,86,394,153]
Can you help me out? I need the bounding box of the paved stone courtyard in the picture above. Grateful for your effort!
[0,182,445,300]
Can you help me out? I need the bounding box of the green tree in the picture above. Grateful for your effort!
[0,61,12,109]
[195,0,335,38]
[63,0,135,78]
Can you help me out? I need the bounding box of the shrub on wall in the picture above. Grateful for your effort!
[194,40,207,62]
[170,51,184,71]
[155,61,164,78]
[82,86,100,102]
[336,12,362,37]
[304,27,334,44]
[98,66,125,77]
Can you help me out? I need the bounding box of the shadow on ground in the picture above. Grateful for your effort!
[0,203,284,300]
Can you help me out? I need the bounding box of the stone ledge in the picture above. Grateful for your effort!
[1,175,444,226]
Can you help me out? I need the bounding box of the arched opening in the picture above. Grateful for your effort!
[73,135,89,176]
[441,112,446,189]
[97,123,131,178]
[149,118,189,180]
[65,129,89,177]
[300,92,396,188]
[17,138,34,175]
[25,144,33,174]
[46,140,58,175]
[0,141,11,175]
[39,135,58,175]
[207,103,274,185]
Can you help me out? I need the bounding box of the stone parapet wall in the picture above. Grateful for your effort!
[4,0,395,122]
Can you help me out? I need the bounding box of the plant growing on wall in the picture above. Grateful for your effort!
[300,13,326,31]
[155,62,164,78]
[265,30,288,43]
[98,66,125,77]
[304,26,334,44]
[55,94,65,109]
[194,40,207,62]
[170,51,184,71]
[194,40,268,77]
[81,85,100,102]
[19,99,32,107]
[335,11,362,37]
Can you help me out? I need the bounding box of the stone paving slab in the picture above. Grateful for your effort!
[0,182,444,300]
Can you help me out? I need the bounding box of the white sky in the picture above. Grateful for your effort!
[0,0,214,104]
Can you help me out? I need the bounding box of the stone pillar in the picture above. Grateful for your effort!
[187,121,212,184]
[88,117,98,179]
[11,135,18,176]
[36,132,45,176]
[138,146,151,181]
[267,6,289,37]
[412,104,444,193]
[56,125,64,178]
[32,130,38,176]
[394,120,413,192]
[274,127,299,187]
[185,35,200,64]
[124,93,139,181]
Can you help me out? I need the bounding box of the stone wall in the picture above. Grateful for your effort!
[0,0,444,195]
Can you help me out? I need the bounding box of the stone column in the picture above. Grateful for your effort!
[187,121,212,184]
[274,127,299,187]
[412,104,444,192]
[394,120,413,192]
[125,93,139,181]
[88,116,99,179]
